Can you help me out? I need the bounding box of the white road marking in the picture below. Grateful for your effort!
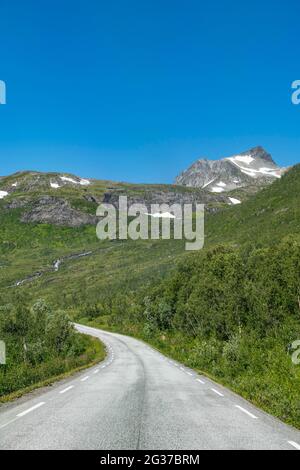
[187,372,193,376]
[17,402,45,417]
[0,417,19,430]
[81,376,89,382]
[93,369,99,374]
[288,441,300,450]
[180,367,185,372]
[211,388,224,397]
[196,378,206,384]
[235,405,258,419]
[59,385,74,394]
[101,365,106,369]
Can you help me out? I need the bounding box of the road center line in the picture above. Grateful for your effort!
[81,376,90,382]
[235,405,258,419]
[211,388,224,397]
[288,441,300,450]
[17,402,46,418]
[59,385,74,394]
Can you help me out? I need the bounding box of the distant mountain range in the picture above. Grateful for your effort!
[0,149,298,309]
[0,146,291,227]
[0,170,226,228]
[175,146,288,196]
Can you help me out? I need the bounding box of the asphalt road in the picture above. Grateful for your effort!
[0,323,299,450]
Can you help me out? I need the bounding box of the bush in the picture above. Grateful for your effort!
[0,298,104,398]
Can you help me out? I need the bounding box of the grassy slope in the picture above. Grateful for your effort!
[1,166,299,304]
[0,207,187,305]
[0,173,190,305]
[205,164,300,247]
[79,166,300,428]
[0,166,300,421]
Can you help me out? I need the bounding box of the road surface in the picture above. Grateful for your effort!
[0,323,299,450]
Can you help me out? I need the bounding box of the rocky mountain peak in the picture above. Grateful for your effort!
[175,146,287,194]
[238,146,275,164]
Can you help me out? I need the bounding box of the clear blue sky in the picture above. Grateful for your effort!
[0,0,299,183]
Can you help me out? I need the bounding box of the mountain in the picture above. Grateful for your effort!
[0,169,227,298]
[0,161,297,301]
[1,162,299,432]
[0,146,288,230]
[175,146,287,196]
[0,170,228,228]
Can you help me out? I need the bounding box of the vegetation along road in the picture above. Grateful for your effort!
[0,324,299,450]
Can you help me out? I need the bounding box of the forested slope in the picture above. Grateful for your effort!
[80,166,300,427]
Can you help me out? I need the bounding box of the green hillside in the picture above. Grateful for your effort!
[0,172,195,305]
[77,166,300,428]
[1,166,300,421]
[205,164,300,247]
[0,166,299,307]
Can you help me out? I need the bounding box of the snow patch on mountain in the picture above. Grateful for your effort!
[240,167,281,178]
[229,197,241,205]
[211,186,225,193]
[228,155,254,165]
[202,178,216,189]
[0,191,8,199]
[229,158,281,179]
[60,176,79,184]
[145,212,177,219]
[79,179,90,186]
[60,176,90,186]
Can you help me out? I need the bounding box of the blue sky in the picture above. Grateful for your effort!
[0,0,299,183]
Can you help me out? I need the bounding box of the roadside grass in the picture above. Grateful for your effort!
[0,334,106,403]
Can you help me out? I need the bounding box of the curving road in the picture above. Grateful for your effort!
[0,323,299,450]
